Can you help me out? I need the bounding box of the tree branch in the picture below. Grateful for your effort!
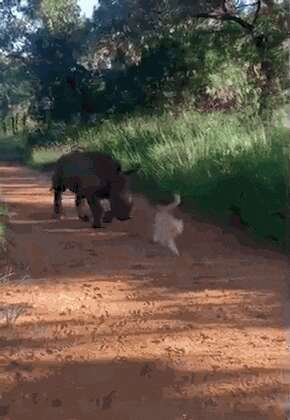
[252,0,261,25]
[193,12,254,32]
[2,53,29,63]
[222,0,227,13]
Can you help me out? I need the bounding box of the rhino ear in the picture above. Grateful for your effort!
[123,165,140,176]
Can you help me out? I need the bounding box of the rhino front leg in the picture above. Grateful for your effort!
[75,194,90,222]
[101,199,113,223]
[102,210,113,223]
[52,189,64,219]
[86,194,104,228]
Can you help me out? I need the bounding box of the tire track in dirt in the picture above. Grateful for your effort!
[0,162,289,420]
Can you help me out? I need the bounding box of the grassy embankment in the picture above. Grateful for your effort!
[0,134,29,255]
[1,110,289,250]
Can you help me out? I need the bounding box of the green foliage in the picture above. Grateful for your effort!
[39,0,81,33]
[0,58,33,128]
[27,26,89,122]
[0,0,84,125]
[26,122,68,147]
[0,0,288,123]
[1,0,287,124]
[32,24,287,120]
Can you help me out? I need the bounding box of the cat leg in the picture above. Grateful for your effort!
[168,239,180,256]
[152,222,159,243]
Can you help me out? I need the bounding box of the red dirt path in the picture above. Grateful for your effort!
[0,162,289,420]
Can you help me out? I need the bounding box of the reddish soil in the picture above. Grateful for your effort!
[0,162,289,420]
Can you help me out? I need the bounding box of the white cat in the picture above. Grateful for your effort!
[152,194,184,256]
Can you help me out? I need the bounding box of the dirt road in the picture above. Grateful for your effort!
[0,162,289,420]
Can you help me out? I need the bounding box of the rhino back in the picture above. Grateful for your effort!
[53,151,119,195]
[59,152,118,178]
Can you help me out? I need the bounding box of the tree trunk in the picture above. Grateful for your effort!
[254,35,275,121]
[2,120,7,135]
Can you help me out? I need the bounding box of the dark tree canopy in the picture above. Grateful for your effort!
[0,0,288,123]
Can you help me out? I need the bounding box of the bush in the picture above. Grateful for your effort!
[26,122,68,147]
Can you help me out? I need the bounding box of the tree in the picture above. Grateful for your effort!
[0,0,287,125]
[88,0,288,117]
[2,0,91,122]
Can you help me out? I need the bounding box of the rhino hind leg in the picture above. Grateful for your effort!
[86,194,104,228]
[75,194,90,222]
[52,189,64,219]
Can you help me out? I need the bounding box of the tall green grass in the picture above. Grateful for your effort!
[0,203,8,250]
[28,110,289,248]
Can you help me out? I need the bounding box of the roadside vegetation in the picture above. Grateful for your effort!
[26,109,288,247]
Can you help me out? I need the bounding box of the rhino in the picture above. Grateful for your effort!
[51,150,138,228]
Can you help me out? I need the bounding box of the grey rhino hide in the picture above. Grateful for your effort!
[51,151,136,228]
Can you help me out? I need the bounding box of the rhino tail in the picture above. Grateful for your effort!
[122,164,141,175]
